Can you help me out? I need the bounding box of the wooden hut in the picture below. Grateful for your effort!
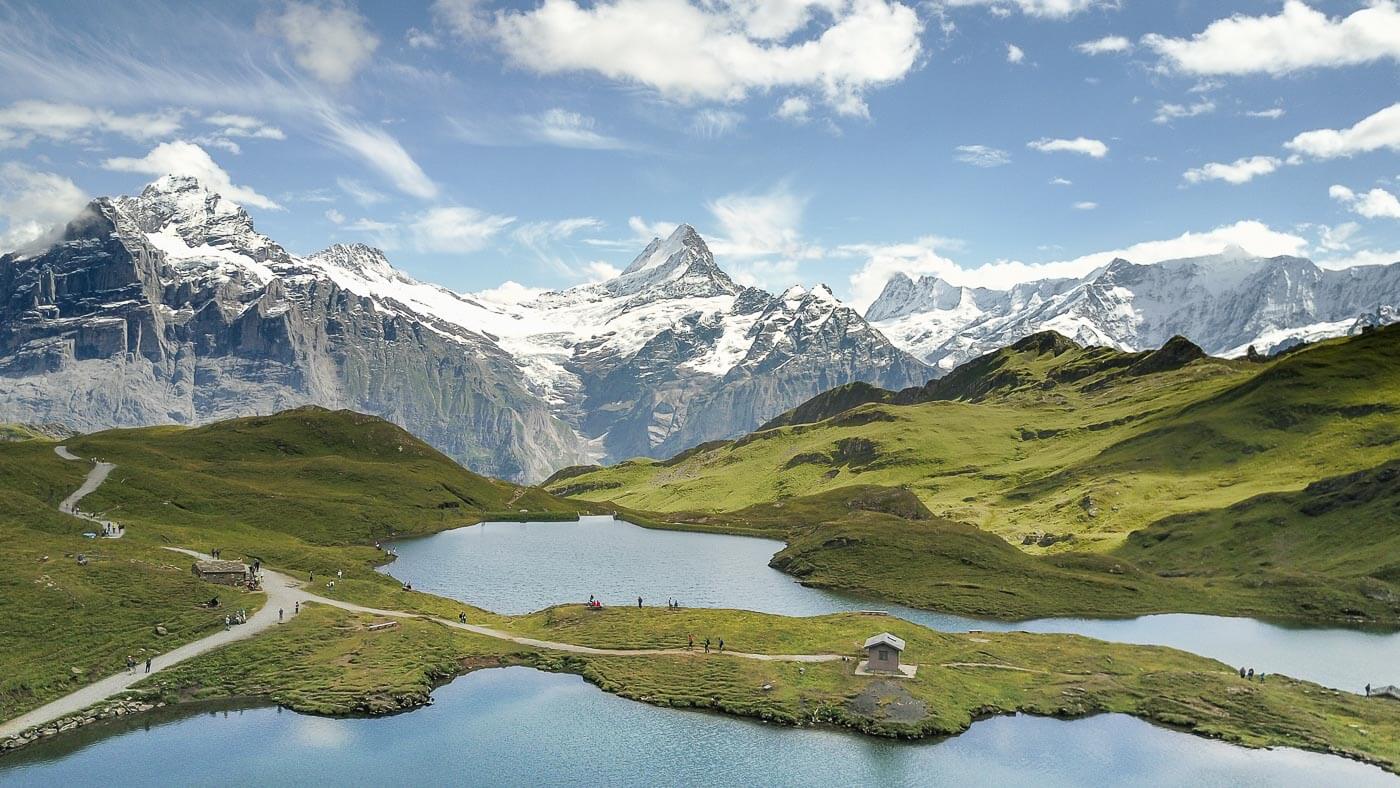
[863,632,906,673]
[192,559,249,586]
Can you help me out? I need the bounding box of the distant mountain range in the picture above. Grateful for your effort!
[867,248,1400,371]
[0,176,927,480]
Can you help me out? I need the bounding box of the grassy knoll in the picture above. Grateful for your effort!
[545,327,1400,624]
[130,603,1400,773]
[0,408,582,720]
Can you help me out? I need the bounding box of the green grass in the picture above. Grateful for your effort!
[545,328,1400,624]
[130,603,1400,773]
[0,408,584,720]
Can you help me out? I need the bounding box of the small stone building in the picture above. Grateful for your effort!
[192,559,249,586]
[863,632,906,673]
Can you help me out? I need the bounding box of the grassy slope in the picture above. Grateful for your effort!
[3,407,1396,772]
[0,407,583,720]
[544,327,1400,623]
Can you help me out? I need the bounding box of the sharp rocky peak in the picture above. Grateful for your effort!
[601,223,737,299]
[308,242,400,281]
[109,174,284,264]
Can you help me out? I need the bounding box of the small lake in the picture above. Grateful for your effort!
[382,516,1399,691]
[3,668,1392,787]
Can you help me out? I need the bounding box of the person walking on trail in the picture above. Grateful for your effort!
[145,657,152,674]
[279,608,284,623]
[718,638,725,653]
[688,634,694,650]
[459,612,467,624]
[126,655,135,674]
[1247,668,1254,680]
[1239,667,1246,679]
[704,638,710,653]
[295,601,300,615]
[224,615,230,631]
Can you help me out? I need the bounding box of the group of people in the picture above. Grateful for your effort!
[125,655,152,674]
[586,595,604,609]
[223,609,249,630]
[665,598,682,609]
[1238,667,1266,682]
[583,595,687,610]
[686,634,724,653]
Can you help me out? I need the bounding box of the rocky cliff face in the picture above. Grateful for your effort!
[869,249,1400,371]
[0,176,588,481]
[0,179,930,479]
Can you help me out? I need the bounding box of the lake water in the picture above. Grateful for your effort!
[3,667,1392,787]
[381,516,1400,691]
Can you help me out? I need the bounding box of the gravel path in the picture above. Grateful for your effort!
[54,445,121,537]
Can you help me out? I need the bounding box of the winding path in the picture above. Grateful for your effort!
[2,467,844,741]
[54,445,121,536]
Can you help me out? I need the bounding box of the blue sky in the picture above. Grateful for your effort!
[1,0,1397,307]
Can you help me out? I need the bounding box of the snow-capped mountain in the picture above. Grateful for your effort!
[0,177,929,480]
[869,248,1400,371]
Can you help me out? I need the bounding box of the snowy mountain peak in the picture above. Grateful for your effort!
[604,223,737,299]
[110,174,285,265]
[865,272,971,322]
[308,242,401,282]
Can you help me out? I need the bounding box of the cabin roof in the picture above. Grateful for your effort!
[863,632,906,651]
[194,560,247,574]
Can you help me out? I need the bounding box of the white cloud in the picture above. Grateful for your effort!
[1028,136,1108,157]
[265,1,380,87]
[0,100,183,148]
[1049,177,1072,185]
[203,113,286,140]
[1285,103,1400,160]
[433,0,490,39]
[318,112,438,199]
[1183,155,1281,185]
[325,208,346,224]
[941,0,1119,19]
[0,163,88,253]
[1144,1,1400,76]
[1330,184,1400,219]
[691,108,744,138]
[582,260,623,282]
[512,216,609,276]
[1153,99,1215,124]
[954,144,1011,167]
[1076,35,1130,54]
[410,206,515,252]
[1006,43,1025,64]
[405,27,440,48]
[705,184,821,262]
[1314,221,1360,252]
[102,141,281,210]
[521,108,629,150]
[843,219,1308,308]
[337,177,387,206]
[493,0,924,117]
[775,96,813,123]
[1245,107,1285,120]
[1073,201,1097,210]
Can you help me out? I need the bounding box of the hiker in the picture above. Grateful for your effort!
[224,615,230,631]
[1239,667,1246,678]
[1367,684,1372,697]
[589,594,594,604]
[459,612,467,624]
[309,571,314,583]
[145,657,152,674]
[126,655,135,673]
[1248,668,1254,680]
[688,634,694,650]
[704,638,710,653]
[638,596,643,608]
[718,638,725,653]
[295,601,300,614]
[279,608,284,623]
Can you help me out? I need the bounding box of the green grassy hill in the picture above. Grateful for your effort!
[547,326,1400,623]
[0,407,584,720]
